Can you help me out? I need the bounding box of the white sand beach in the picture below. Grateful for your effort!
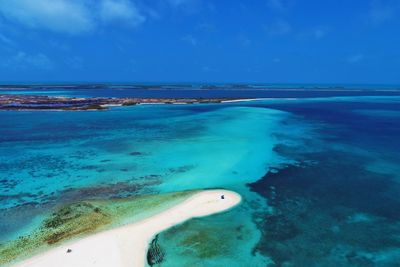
[221,98,265,103]
[15,190,241,267]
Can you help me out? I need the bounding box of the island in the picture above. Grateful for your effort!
[0,94,246,111]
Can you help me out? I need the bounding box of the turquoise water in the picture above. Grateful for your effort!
[0,103,297,255]
[1,95,400,266]
[0,105,287,208]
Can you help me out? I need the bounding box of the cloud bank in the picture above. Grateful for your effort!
[0,0,146,34]
[3,51,54,70]
[99,0,145,27]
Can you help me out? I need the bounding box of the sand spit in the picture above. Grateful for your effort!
[15,190,241,267]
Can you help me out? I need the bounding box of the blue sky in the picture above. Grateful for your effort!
[0,0,399,84]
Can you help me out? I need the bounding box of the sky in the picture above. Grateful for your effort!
[0,0,399,84]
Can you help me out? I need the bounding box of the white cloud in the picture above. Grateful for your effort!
[347,54,365,64]
[313,29,326,39]
[0,0,146,34]
[266,0,285,11]
[238,34,251,46]
[49,40,70,51]
[296,27,329,40]
[266,0,294,11]
[3,51,54,70]
[369,0,397,25]
[0,33,14,46]
[202,66,218,72]
[197,22,216,33]
[167,0,200,13]
[266,19,292,35]
[0,0,94,34]
[99,0,145,27]
[369,1,399,26]
[65,56,83,70]
[181,35,197,46]
[168,0,195,8]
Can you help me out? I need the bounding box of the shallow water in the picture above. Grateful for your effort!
[157,97,400,266]
[1,94,400,266]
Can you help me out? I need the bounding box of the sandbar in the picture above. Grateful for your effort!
[15,189,241,267]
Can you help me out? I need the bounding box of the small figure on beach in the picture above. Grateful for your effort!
[66,249,72,253]
[221,195,225,199]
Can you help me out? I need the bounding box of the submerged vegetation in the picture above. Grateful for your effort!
[0,191,195,265]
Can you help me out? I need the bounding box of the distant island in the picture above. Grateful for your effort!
[0,94,246,111]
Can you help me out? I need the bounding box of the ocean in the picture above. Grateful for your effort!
[0,85,400,266]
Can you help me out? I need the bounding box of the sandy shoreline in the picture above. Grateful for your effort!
[220,98,264,103]
[14,190,241,267]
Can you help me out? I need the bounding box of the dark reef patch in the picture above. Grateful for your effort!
[129,151,143,156]
[0,177,162,243]
[168,165,195,174]
[147,235,165,266]
[56,177,161,203]
[3,175,161,209]
[42,202,109,245]
[249,147,400,266]
[0,201,110,265]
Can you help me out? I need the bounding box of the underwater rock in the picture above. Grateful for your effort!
[147,235,165,266]
[168,165,195,174]
[129,152,142,156]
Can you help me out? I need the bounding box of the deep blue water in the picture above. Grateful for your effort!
[247,97,400,266]
[1,83,400,99]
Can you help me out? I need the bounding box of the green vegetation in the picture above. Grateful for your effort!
[178,228,233,259]
[0,191,195,266]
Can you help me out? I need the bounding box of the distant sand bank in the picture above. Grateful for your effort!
[15,190,241,267]
[221,98,264,103]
